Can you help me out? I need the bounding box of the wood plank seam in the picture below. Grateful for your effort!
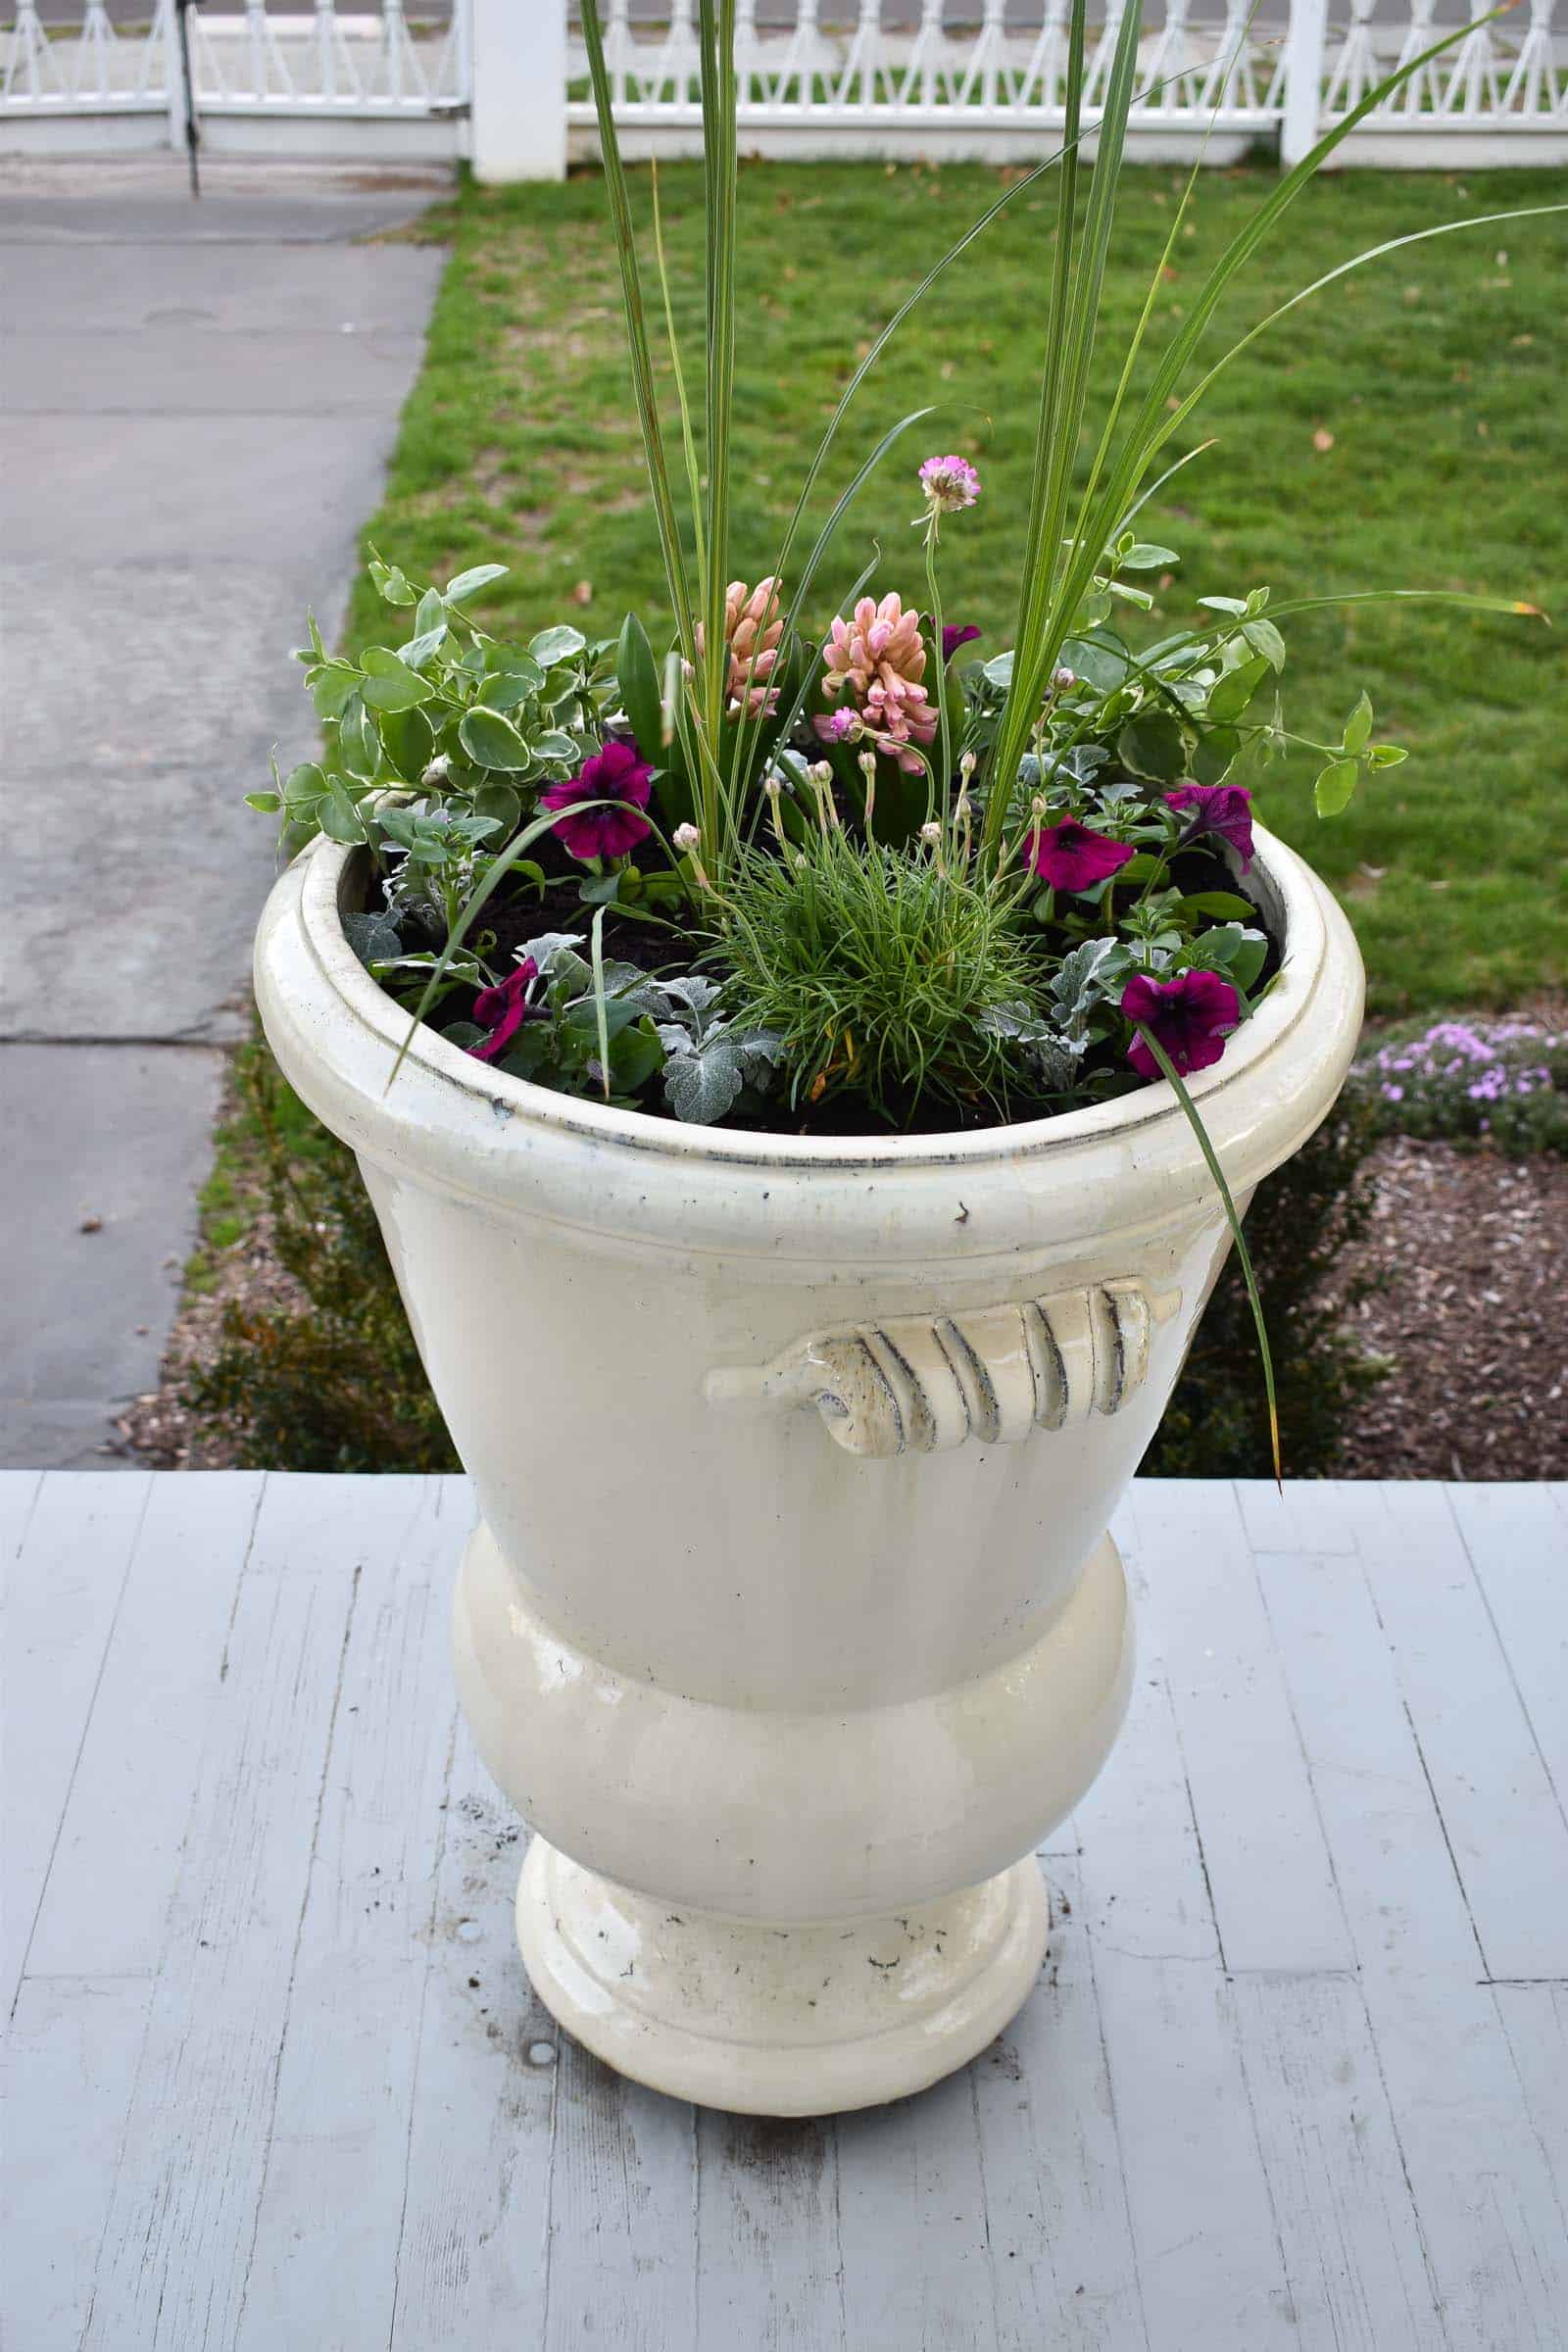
[1073,1887,1155,2351]
[965,2066,1006,2351]
[385,1693,463,2347]
[1442,1483,1568,1827]
[1,1469,45,1559]
[8,1472,156,2025]
[230,1554,367,2344]
[1241,1496,1372,1977]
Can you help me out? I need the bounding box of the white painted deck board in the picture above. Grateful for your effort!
[4,1473,1567,2351]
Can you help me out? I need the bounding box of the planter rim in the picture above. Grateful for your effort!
[289,820,1335,1173]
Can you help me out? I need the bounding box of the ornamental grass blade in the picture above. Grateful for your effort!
[1054,11,1526,625]
[590,904,612,1103]
[1135,1023,1282,1485]
[985,6,1529,865]
[759,49,1196,641]
[579,0,695,659]
[1135,198,1568,516]
[697,0,740,770]
[650,160,709,617]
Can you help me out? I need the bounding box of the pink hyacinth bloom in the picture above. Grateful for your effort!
[1030,818,1137,895]
[1121,968,1242,1081]
[539,737,654,863]
[815,592,938,774]
[469,956,540,1064]
[917,454,981,515]
[695,576,784,717]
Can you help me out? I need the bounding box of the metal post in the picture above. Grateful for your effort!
[175,0,200,195]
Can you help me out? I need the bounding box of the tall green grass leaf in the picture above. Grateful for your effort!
[578,0,695,657]
[1134,1022,1282,1484]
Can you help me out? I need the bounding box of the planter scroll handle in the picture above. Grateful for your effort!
[705,1279,1179,1459]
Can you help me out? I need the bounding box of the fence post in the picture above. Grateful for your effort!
[1279,0,1329,166]
[468,0,567,181]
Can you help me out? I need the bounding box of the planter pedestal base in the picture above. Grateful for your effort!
[515,1838,1050,2117]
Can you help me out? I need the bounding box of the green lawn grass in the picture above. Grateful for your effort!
[353,159,1568,1012]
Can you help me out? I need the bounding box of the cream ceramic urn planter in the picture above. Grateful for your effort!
[255,821,1362,2117]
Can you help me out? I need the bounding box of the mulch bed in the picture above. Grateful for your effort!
[1323,1136,1567,1481]
[118,1209,304,1471]
[120,1126,1567,1482]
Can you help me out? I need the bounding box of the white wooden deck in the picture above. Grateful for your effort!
[3,1473,1566,2350]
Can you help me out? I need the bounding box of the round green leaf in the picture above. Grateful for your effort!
[529,624,587,667]
[359,648,435,712]
[1117,709,1187,782]
[1314,759,1359,818]
[1207,656,1269,724]
[458,706,533,771]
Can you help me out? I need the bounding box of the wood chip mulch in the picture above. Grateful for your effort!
[1322,1136,1568,1481]
[116,1211,305,1472]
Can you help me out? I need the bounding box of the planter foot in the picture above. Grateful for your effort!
[515,1838,1050,2117]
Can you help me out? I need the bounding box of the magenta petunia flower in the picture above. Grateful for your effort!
[539,738,654,862]
[1031,818,1137,894]
[468,956,540,1064]
[1121,968,1242,1081]
[942,622,982,664]
[1164,782,1255,871]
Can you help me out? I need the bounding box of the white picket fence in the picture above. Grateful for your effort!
[4,0,1566,172]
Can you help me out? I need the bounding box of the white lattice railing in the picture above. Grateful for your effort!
[564,0,1568,163]
[1,1,468,144]
[3,0,1566,172]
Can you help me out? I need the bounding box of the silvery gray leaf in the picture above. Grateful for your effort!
[342,910,403,969]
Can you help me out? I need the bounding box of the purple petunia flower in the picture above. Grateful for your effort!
[540,737,654,863]
[1031,818,1137,894]
[469,956,540,1064]
[1121,968,1242,1081]
[1165,782,1255,872]
[942,622,982,664]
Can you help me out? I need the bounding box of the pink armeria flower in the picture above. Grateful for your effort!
[468,956,540,1064]
[917,454,981,516]
[1121,968,1242,1081]
[539,737,654,862]
[696,577,784,717]
[1031,818,1137,895]
[812,592,937,775]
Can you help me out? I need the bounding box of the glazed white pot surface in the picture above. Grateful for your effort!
[255,824,1363,2114]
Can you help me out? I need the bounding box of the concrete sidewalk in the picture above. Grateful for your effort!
[0,158,450,1467]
